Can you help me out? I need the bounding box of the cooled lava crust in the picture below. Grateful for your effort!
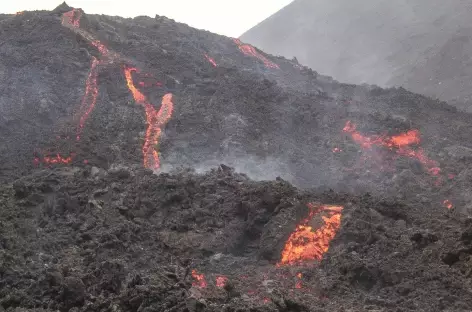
[2,2,472,311]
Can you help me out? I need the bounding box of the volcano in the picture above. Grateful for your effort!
[2,3,472,311]
[240,0,472,112]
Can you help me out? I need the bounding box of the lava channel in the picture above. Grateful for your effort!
[204,53,218,67]
[233,38,279,69]
[124,67,173,170]
[278,204,343,266]
[343,121,441,177]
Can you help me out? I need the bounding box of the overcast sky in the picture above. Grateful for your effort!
[1,0,293,37]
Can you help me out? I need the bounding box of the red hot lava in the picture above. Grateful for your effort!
[443,199,453,209]
[62,8,81,28]
[191,270,207,288]
[295,273,303,289]
[278,204,343,266]
[343,121,441,177]
[76,57,100,140]
[34,153,73,165]
[233,38,279,69]
[124,67,174,170]
[204,53,218,67]
[216,276,228,288]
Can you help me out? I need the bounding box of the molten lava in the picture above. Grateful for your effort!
[191,270,207,288]
[204,53,218,67]
[62,8,81,28]
[216,276,228,288]
[76,57,99,140]
[443,199,453,209]
[343,121,441,177]
[278,204,343,266]
[233,38,279,69]
[35,153,73,165]
[124,67,174,170]
[295,273,303,289]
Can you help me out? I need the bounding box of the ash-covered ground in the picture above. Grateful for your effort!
[2,2,472,311]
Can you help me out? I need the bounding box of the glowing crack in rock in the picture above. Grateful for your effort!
[278,204,343,266]
[233,38,279,69]
[343,121,441,177]
[295,273,303,289]
[124,67,174,170]
[76,57,100,140]
[191,270,207,288]
[34,153,73,165]
[204,53,217,67]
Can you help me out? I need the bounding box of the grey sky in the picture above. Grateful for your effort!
[2,0,293,37]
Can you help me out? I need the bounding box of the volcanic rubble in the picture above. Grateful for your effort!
[2,2,472,312]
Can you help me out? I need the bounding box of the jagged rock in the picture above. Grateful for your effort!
[444,145,472,160]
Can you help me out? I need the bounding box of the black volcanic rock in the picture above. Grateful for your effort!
[2,4,472,312]
[52,2,72,15]
[240,0,472,111]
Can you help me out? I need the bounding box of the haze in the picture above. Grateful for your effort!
[1,0,293,37]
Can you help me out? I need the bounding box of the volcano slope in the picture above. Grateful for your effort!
[2,3,472,312]
[240,0,472,111]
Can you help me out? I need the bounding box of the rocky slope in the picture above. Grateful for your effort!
[240,0,472,111]
[2,2,472,311]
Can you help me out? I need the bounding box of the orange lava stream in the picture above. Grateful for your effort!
[124,67,174,170]
[191,270,207,288]
[62,8,81,28]
[204,53,218,67]
[233,38,279,69]
[343,121,441,176]
[278,204,343,266]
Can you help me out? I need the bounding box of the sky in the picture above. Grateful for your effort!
[1,0,293,37]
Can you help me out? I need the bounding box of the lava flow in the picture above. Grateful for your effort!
[216,276,228,288]
[76,57,99,140]
[233,38,279,69]
[278,204,343,266]
[204,53,218,67]
[443,199,453,209]
[124,67,174,170]
[34,153,73,165]
[62,8,81,28]
[191,270,207,288]
[343,121,441,177]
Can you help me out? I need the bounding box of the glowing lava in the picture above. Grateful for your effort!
[216,276,228,288]
[278,204,343,266]
[124,67,174,170]
[295,273,303,289]
[34,153,73,165]
[76,57,99,140]
[343,121,441,176]
[204,53,218,67]
[233,38,279,69]
[191,270,207,288]
[443,199,453,209]
[62,8,81,28]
